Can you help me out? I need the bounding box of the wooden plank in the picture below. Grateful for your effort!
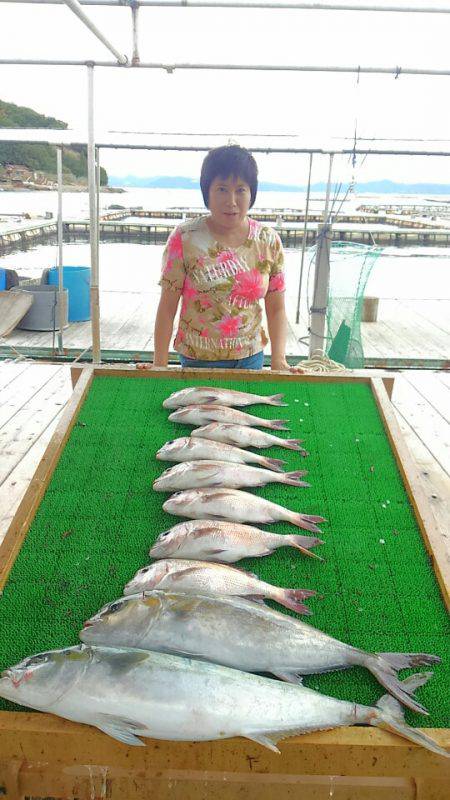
[0,362,64,429]
[403,372,450,423]
[0,366,73,484]
[0,712,448,780]
[0,360,31,391]
[371,378,450,611]
[0,366,93,588]
[391,378,450,477]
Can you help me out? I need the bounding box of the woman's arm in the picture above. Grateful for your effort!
[265,291,304,372]
[152,288,181,367]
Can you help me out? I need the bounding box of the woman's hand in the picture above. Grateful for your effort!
[271,357,305,374]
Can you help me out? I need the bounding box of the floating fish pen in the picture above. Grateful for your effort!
[0,366,448,798]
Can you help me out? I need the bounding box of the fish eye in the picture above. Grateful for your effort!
[109,601,123,614]
[166,440,175,445]
[159,530,170,538]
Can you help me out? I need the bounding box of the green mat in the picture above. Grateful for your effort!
[0,375,448,728]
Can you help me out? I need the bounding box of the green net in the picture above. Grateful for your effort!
[325,242,382,368]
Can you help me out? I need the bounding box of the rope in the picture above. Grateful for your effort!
[296,350,347,374]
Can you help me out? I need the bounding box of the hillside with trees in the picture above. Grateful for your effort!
[0,100,108,186]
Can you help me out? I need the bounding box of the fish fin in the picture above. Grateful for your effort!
[284,439,305,451]
[276,588,315,616]
[246,595,268,605]
[367,654,438,715]
[199,396,221,404]
[245,725,318,752]
[244,733,281,753]
[288,514,325,534]
[268,419,290,430]
[169,566,205,581]
[96,714,146,747]
[203,547,229,556]
[287,534,324,560]
[263,457,287,472]
[268,394,288,407]
[271,671,304,685]
[284,470,310,487]
[371,673,450,759]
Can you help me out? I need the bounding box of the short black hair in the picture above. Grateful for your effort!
[200,145,258,208]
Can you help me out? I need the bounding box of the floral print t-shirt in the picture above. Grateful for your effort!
[159,216,286,361]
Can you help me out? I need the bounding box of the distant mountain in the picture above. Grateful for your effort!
[109,175,450,194]
[0,99,108,185]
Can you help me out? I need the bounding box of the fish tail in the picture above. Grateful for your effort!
[366,652,441,715]
[276,588,316,616]
[283,470,310,487]
[261,456,287,472]
[287,534,324,560]
[370,673,449,758]
[285,439,308,455]
[267,393,288,406]
[288,513,326,533]
[268,419,290,430]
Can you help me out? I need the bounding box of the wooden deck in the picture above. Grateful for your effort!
[3,291,450,367]
[0,362,449,567]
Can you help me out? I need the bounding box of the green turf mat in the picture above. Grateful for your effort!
[0,375,449,728]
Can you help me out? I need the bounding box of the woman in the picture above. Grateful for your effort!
[147,145,302,372]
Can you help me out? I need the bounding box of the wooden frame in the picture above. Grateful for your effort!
[0,366,448,800]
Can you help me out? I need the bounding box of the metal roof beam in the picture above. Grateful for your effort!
[2,58,450,78]
[63,0,128,63]
[3,0,450,15]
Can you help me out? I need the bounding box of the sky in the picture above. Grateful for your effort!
[2,1,450,184]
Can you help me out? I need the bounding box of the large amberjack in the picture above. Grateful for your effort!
[1,646,448,756]
[81,591,442,716]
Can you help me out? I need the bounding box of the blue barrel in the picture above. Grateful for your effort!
[47,266,91,322]
[0,269,6,291]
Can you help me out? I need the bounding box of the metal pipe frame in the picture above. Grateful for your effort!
[63,0,128,63]
[56,146,65,354]
[2,58,450,79]
[87,65,101,364]
[4,0,450,14]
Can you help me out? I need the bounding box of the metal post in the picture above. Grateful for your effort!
[87,64,101,363]
[95,146,100,269]
[295,152,313,324]
[308,153,334,355]
[56,145,65,353]
[131,1,140,65]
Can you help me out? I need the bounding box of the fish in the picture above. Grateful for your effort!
[192,423,308,454]
[81,590,442,716]
[123,558,316,615]
[153,461,310,492]
[168,405,289,430]
[156,436,287,472]
[163,387,287,409]
[1,645,447,756]
[149,520,323,561]
[163,488,325,533]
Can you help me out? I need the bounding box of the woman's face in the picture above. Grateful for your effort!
[207,174,251,231]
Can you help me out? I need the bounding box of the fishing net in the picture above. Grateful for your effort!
[307,240,382,368]
[325,242,382,368]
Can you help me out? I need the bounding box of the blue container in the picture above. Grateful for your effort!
[0,269,6,291]
[47,266,91,322]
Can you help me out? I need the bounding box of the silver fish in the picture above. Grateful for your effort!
[149,519,323,561]
[2,645,447,756]
[153,461,309,492]
[81,591,441,716]
[163,387,287,409]
[192,423,307,454]
[163,488,325,533]
[156,436,287,472]
[168,405,289,430]
[123,558,315,615]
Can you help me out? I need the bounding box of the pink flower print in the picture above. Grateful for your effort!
[199,294,213,310]
[217,314,243,338]
[200,328,209,337]
[175,328,185,344]
[268,272,286,293]
[230,269,265,305]
[182,275,198,303]
[216,250,235,264]
[197,256,206,268]
[248,218,260,239]
[163,229,183,274]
